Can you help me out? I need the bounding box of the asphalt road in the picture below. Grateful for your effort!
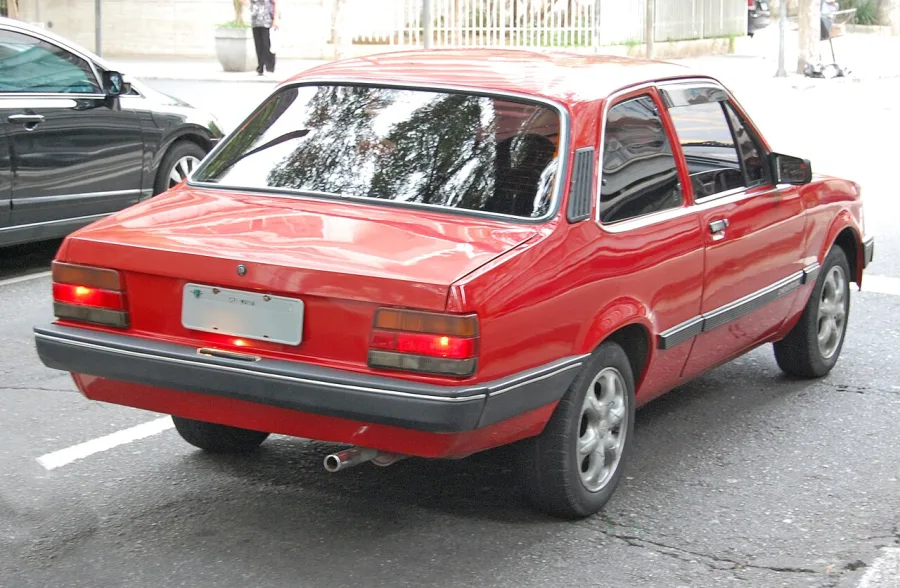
[2,76,899,588]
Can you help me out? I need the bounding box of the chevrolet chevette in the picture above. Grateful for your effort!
[34,49,874,519]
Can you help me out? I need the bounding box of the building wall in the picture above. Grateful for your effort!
[16,0,332,58]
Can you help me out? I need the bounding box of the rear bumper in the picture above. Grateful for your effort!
[863,235,875,268]
[34,324,584,434]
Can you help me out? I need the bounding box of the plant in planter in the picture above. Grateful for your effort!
[215,0,254,72]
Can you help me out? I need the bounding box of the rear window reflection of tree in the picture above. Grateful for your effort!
[200,85,561,219]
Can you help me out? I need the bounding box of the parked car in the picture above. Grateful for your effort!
[0,18,224,248]
[34,49,874,519]
[748,0,771,36]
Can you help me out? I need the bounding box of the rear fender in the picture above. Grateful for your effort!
[574,297,653,385]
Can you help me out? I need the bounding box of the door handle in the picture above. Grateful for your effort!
[709,219,729,234]
[8,114,45,129]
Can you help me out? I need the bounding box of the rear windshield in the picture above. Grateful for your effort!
[191,84,563,219]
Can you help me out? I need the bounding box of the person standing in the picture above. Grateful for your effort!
[241,0,279,75]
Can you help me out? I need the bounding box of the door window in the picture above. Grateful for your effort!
[599,95,683,224]
[0,29,100,94]
[668,101,745,199]
[723,102,771,188]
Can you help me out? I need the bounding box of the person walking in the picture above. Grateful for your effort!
[241,0,279,75]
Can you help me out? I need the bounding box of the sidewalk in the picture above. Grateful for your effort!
[108,26,900,90]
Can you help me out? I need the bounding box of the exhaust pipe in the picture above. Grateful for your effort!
[323,446,407,472]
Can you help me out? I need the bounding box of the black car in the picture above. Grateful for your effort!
[0,18,224,247]
[748,0,771,36]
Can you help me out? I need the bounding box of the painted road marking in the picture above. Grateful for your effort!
[857,548,900,588]
[0,270,51,287]
[36,417,174,471]
[862,275,900,298]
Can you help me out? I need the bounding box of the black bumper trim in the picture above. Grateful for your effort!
[863,235,875,268]
[34,324,585,433]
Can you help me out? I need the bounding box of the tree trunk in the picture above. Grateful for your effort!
[796,0,820,73]
[7,0,19,18]
[331,0,350,60]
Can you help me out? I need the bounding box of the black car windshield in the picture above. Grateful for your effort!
[192,84,563,219]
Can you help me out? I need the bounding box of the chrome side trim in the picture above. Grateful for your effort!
[657,264,821,350]
[658,316,704,351]
[187,78,572,226]
[488,359,586,397]
[0,212,111,233]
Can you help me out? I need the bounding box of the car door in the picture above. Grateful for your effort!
[0,26,144,232]
[658,82,809,378]
[0,123,10,233]
[594,88,706,403]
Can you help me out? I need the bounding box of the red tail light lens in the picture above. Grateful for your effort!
[370,330,476,360]
[52,283,125,311]
[51,261,129,328]
[368,309,479,377]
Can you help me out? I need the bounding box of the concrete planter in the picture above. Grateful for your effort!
[215,26,255,72]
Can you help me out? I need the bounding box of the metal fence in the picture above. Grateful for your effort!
[347,0,747,48]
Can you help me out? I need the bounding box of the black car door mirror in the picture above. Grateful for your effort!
[770,152,812,185]
[102,70,129,97]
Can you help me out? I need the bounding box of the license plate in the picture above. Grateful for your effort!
[181,283,304,345]
[759,2,768,9]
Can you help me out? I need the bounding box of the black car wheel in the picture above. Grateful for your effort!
[172,416,270,453]
[153,140,207,195]
[773,245,851,378]
[519,341,636,519]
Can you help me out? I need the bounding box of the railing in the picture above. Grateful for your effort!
[346,0,747,48]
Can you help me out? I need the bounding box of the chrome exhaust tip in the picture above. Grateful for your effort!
[323,446,406,472]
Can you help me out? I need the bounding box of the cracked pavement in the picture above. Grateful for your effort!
[2,73,900,588]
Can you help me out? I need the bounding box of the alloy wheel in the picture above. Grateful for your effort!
[577,367,629,493]
[168,155,201,189]
[817,265,848,359]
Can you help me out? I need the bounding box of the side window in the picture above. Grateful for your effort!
[599,95,683,224]
[723,102,771,188]
[668,101,745,199]
[0,29,100,94]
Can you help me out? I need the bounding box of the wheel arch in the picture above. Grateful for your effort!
[575,300,653,390]
[821,211,863,285]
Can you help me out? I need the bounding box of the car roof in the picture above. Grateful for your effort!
[0,17,114,69]
[287,48,703,106]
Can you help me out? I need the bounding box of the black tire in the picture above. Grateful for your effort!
[153,140,207,195]
[519,341,636,519]
[774,245,851,378]
[172,416,269,453]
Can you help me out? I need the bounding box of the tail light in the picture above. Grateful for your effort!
[367,308,478,377]
[51,261,129,328]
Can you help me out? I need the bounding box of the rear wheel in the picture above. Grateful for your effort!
[172,416,270,453]
[153,140,207,195]
[774,245,851,378]
[519,341,636,519]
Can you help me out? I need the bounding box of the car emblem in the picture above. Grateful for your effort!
[237,264,247,276]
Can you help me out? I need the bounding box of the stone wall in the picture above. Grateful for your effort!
[15,0,331,58]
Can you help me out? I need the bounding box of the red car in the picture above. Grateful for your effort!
[34,50,874,519]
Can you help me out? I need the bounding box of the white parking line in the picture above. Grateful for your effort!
[857,548,900,588]
[0,270,51,287]
[36,417,174,471]
[861,275,900,298]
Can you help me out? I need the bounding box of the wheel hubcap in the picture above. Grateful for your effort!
[816,265,848,359]
[168,155,200,188]
[577,367,628,493]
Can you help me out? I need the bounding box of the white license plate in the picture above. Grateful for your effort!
[181,283,304,345]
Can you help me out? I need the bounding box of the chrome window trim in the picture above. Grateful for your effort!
[187,77,572,225]
[594,76,782,234]
[0,22,103,94]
